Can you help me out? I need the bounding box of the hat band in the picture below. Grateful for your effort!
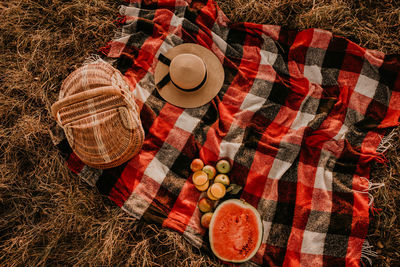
[156,53,207,92]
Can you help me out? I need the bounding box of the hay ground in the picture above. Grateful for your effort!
[0,0,399,266]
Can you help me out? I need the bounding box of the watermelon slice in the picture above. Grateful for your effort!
[209,199,263,263]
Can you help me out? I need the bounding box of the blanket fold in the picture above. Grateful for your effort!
[58,0,400,266]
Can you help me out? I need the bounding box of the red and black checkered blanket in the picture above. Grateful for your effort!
[57,0,400,265]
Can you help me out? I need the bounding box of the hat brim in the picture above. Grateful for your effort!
[154,43,224,108]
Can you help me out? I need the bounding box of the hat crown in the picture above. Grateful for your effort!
[169,54,206,90]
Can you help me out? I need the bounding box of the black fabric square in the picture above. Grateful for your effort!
[125,31,147,48]
[379,55,399,88]
[322,255,346,266]
[354,115,380,131]
[321,68,341,86]
[305,47,326,66]
[136,18,155,36]
[183,7,200,23]
[268,81,290,106]
[273,201,295,226]
[373,83,392,106]
[169,150,192,179]
[116,53,135,75]
[364,98,388,126]
[242,126,263,149]
[141,1,158,10]
[327,211,353,236]
[332,172,355,193]
[200,102,219,126]
[276,142,300,164]
[233,144,257,170]
[139,104,157,134]
[225,28,247,60]
[147,90,166,116]
[277,180,297,203]
[182,18,200,41]
[267,223,292,248]
[273,54,290,76]
[306,210,331,233]
[253,100,281,128]
[345,127,368,148]
[96,162,128,196]
[323,234,350,258]
[316,91,338,115]
[280,159,299,183]
[160,171,186,197]
[258,198,278,222]
[56,139,72,159]
[264,245,287,267]
[230,160,250,186]
[155,142,181,168]
[217,67,241,99]
[333,143,359,175]
[299,93,320,116]
[322,37,348,69]
[250,78,274,99]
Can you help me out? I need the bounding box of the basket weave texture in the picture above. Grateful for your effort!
[51,61,144,169]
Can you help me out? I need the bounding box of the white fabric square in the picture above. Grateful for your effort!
[175,112,200,133]
[333,124,348,140]
[240,93,265,113]
[260,49,278,66]
[314,167,333,191]
[143,157,169,184]
[155,41,174,58]
[212,31,227,56]
[219,141,242,161]
[268,158,292,180]
[262,221,272,243]
[169,15,184,28]
[290,112,314,130]
[133,81,152,103]
[301,230,326,255]
[304,65,323,85]
[354,74,379,99]
[121,6,140,17]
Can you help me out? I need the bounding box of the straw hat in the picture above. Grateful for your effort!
[51,61,144,169]
[154,43,224,108]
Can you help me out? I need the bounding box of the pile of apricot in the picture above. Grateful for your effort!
[190,158,232,228]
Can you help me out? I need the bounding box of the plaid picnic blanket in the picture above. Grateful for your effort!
[56,0,400,266]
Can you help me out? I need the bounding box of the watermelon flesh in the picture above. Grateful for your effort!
[209,199,263,263]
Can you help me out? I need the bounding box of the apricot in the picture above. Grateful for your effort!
[214,174,230,186]
[216,159,231,174]
[198,197,213,213]
[192,170,208,186]
[207,187,218,200]
[190,158,204,172]
[210,182,226,199]
[202,165,216,180]
[201,212,213,228]
[195,180,209,191]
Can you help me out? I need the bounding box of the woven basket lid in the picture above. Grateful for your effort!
[51,61,144,169]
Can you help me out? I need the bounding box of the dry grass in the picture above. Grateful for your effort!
[0,0,398,266]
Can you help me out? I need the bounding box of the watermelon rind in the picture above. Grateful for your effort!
[209,199,263,263]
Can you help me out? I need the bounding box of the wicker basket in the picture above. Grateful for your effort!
[51,61,144,169]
